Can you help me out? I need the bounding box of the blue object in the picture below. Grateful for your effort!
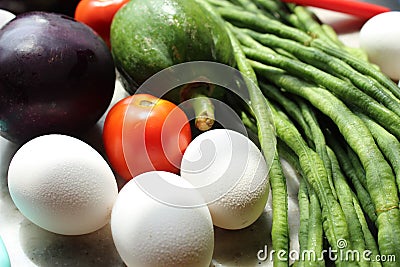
[0,237,10,267]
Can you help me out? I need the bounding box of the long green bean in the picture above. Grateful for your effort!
[328,148,368,267]
[231,0,261,13]
[311,38,400,100]
[224,23,277,171]
[345,145,368,189]
[250,0,300,26]
[297,99,335,200]
[240,29,400,118]
[305,182,325,266]
[199,2,400,265]
[270,152,290,267]
[261,82,336,200]
[273,107,350,266]
[216,6,313,43]
[252,61,400,264]
[291,5,338,47]
[327,136,377,224]
[358,113,400,192]
[352,195,382,267]
[242,44,400,139]
[298,177,310,262]
[259,82,313,147]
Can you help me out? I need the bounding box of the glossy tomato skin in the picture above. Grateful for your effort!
[74,0,129,47]
[103,94,192,180]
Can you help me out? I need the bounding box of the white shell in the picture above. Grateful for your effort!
[181,129,270,230]
[359,11,400,81]
[111,171,214,267]
[8,134,118,235]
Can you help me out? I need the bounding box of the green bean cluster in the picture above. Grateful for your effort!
[199,0,400,266]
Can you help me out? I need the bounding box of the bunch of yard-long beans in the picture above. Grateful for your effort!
[199,0,400,266]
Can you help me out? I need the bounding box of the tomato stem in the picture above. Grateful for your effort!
[139,100,156,107]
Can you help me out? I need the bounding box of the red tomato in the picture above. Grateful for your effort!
[74,0,129,47]
[103,94,192,180]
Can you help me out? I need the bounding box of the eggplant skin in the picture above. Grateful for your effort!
[0,12,116,143]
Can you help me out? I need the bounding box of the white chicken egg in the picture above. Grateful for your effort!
[7,134,118,235]
[0,9,14,29]
[359,11,400,81]
[111,171,214,267]
[180,129,270,230]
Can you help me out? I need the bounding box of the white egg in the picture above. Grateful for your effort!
[111,171,214,267]
[0,9,15,29]
[359,11,400,81]
[8,134,118,235]
[180,129,270,230]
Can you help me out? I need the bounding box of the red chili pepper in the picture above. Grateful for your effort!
[282,0,390,19]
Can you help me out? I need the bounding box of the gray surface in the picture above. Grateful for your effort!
[362,0,400,11]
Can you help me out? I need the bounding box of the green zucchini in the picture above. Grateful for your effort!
[110,0,235,92]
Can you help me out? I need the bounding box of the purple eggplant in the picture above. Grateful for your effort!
[0,12,116,143]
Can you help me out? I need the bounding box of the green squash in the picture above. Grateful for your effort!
[110,0,235,93]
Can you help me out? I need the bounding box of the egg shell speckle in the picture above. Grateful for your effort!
[180,129,270,230]
[7,134,118,235]
[111,171,214,267]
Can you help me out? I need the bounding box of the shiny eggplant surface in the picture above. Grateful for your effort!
[0,12,116,143]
